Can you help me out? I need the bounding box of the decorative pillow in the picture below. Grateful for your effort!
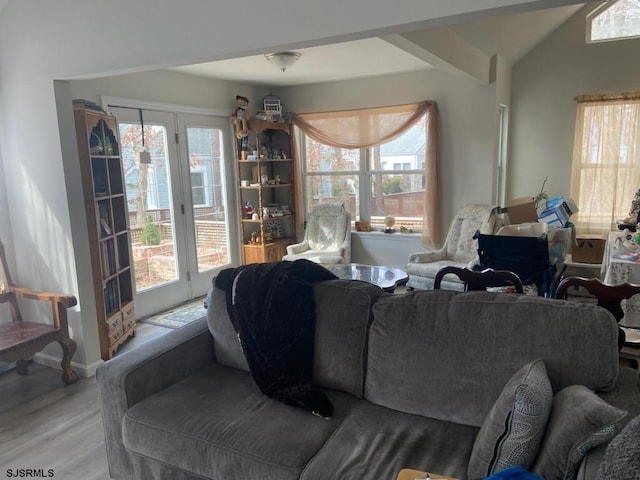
[467,360,553,479]
[596,414,640,480]
[532,385,627,480]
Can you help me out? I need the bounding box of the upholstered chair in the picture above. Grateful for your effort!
[405,204,500,290]
[283,202,351,265]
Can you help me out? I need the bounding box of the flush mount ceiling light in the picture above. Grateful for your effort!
[264,51,301,72]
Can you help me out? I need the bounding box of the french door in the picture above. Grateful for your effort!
[111,106,236,318]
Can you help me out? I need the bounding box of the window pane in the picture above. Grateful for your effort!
[374,120,425,172]
[305,137,360,172]
[190,172,205,205]
[306,174,358,221]
[591,0,640,41]
[185,126,229,272]
[119,122,178,291]
[370,173,424,231]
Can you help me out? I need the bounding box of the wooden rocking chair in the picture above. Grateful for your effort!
[0,240,78,384]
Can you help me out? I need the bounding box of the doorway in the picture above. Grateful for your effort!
[110,105,236,318]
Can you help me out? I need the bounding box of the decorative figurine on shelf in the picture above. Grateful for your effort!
[618,188,640,232]
[232,95,250,140]
[263,94,282,122]
[630,188,640,225]
[383,216,396,234]
[244,201,254,219]
[355,221,372,232]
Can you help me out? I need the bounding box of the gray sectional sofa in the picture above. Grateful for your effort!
[96,279,640,480]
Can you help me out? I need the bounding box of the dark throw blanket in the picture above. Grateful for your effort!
[215,260,338,418]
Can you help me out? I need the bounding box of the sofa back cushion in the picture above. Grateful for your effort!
[207,278,382,398]
[364,290,619,428]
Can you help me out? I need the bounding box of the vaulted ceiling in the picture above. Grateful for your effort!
[170,3,585,87]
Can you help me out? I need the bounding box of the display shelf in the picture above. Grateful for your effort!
[73,100,136,360]
[236,120,296,264]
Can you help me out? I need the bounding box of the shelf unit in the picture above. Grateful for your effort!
[237,119,296,264]
[73,100,136,360]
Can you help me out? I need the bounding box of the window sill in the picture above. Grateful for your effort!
[351,230,421,241]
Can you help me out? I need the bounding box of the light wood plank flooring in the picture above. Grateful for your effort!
[0,322,172,480]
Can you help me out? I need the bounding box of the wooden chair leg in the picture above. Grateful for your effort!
[58,338,78,384]
[15,358,29,375]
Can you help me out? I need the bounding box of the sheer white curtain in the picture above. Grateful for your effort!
[293,101,441,248]
[571,93,640,234]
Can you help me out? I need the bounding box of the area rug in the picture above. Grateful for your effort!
[140,297,207,329]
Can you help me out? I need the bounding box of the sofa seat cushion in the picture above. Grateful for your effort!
[300,400,478,480]
[123,363,358,480]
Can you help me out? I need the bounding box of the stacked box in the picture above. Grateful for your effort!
[572,234,607,264]
[538,197,579,228]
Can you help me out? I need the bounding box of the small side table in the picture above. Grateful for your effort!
[396,469,458,480]
[324,263,408,292]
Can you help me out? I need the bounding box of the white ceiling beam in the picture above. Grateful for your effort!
[384,28,493,84]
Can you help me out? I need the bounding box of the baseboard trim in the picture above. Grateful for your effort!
[33,353,102,378]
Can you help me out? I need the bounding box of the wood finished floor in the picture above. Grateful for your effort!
[0,322,172,480]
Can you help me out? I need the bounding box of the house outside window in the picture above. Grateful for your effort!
[302,117,426,231]
[190,171,206,206]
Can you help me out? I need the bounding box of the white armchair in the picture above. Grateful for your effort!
[283,202,351,265]
[405,204,500,290]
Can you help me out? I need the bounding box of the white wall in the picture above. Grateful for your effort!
[70,71,256,115]
[509,3,640,201]
[0,0,551,374]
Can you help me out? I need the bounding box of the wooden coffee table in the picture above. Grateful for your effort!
[325,263,409,292]
[397,469,458,480]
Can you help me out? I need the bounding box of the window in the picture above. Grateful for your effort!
[190,171,206,206]
[587,0,640,43]
[570,94,640,234]
[293,101,440,247]
[302,118,426,231]
[496,104,509,207]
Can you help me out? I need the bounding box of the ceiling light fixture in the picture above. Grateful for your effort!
[264,51,301,72]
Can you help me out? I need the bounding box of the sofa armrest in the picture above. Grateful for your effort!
[287,240,310,255]
[576,367,640,480]
[408,248,446,263]
[96,317,215,478]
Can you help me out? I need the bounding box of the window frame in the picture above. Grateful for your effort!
[570,95,640,234]
[586,0,640,44]
[300,132,426,231]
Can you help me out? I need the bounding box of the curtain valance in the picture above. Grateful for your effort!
[292,101,433,149]
[292,101,440,248]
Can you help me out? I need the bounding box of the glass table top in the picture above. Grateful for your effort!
[325,263,408,292]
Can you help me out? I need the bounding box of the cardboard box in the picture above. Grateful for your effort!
[505,197,538,224]
[572,234,606,264]
[538,197,579,228]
